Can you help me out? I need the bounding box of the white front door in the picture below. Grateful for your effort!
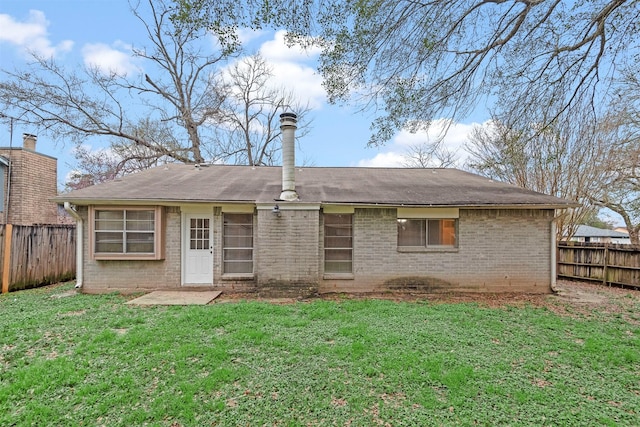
[183,213,213,285]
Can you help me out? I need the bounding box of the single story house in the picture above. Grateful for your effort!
[568,225,631,244]
[56,113,576,296]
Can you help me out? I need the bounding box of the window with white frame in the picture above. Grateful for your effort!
[324,213,353,273]
[91,206,163,260]
[223,213,253,274]
[397,218,457,248]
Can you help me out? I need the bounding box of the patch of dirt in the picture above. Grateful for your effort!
[546,280,640,320]
[216,280,640,321]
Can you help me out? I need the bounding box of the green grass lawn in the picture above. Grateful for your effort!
[1,283,639,426]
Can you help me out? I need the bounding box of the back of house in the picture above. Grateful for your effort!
[56,114,575,296]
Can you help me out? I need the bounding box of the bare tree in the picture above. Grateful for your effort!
[177,0,639,146]
[465,104,618,239]
[0,0,231,169]
[65,118,184,190]
[214,54,312,166]
[402,140,457,168]
[593,99,640,244]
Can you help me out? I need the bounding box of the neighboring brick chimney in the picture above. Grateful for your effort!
[23,134,37,151]
[279,112,298,201]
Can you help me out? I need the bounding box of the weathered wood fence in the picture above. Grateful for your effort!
[557,242,640,289]
[0,224,76,292]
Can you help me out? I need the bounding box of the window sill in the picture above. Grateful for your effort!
[397,247,459,253]
[323,273,355,280]
[94,254,163,261]
[221,274,255,281]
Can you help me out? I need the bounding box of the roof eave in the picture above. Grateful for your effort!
[53,197,256,206]
[55,197,579,210]
[319,201,579,209]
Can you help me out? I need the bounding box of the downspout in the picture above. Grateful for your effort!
[64,202,83,289]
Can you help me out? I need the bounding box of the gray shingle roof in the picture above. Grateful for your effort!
[573,225,630,238]
[56,164,576,208]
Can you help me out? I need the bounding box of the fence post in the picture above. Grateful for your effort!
[602,243,609,287]
[2,223,12,293]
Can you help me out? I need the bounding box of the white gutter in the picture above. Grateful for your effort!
[64,202,83,289]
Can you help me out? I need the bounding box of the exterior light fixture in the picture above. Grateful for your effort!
[272,204,281,217]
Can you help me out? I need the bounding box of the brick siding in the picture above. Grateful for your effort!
[80,206,182,293]
[79,205,554,295]
[0,148,58,225]
[255,208,320,297]
[321,208,554,294]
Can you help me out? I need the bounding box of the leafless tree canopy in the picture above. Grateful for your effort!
[402,141,458,169]
[0,0,227,165]
[215,54,312,166]
[0,0,311,188]
[592,72,640,244]
[465,101,621,239]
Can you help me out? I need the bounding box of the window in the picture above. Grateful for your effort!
[190,218,210,249]
[324,214,353,273]
[398,219,457,248]
[223,213,253,274]
[91,206,163,260]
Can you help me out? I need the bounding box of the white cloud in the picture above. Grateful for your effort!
[260,30,322,62]
[220,30,327,110]
[0,10,73,57]
[257,30,326,109]
[82,42,139,76]
[393,119,478,151]
[357,151,405,168]
[237,28,267,45]
[357,119,493,168]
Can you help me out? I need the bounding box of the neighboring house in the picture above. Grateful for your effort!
[568,225,631,244]
[0,134,59,225]
[56,113,576,296]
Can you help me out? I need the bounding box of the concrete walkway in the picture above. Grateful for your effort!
[126,290,222,306]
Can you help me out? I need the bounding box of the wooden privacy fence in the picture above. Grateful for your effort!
[557,242,640,289]
[0,224,76,293]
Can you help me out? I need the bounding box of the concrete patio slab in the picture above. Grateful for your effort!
[126,290,222,306]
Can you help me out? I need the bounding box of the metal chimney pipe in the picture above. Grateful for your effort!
[23,133,37,151]
[279,112,298,201]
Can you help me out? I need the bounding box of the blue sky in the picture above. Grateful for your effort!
[0,0,490,189]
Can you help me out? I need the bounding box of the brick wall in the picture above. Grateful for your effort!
[80,206,182,293]
[320,208,554,294]
[0,148,58,225]
[255,208,320,296]
[78,204,554,295]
